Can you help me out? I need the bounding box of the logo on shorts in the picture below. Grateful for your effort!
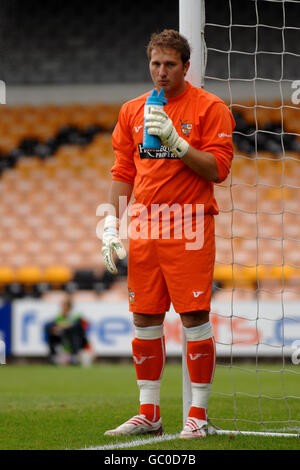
[181,120,192,137]
[128,288,135,304]
[193,291,204,298]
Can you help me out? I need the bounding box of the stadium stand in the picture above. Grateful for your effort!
[214,100,300,301]
[0,0,298,85]
[0,0,299,302]
[0,99,299,302]
[0,102,127,299]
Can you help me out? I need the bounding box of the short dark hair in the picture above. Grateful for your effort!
[147,29,191,64]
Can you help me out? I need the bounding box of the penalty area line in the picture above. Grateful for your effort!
[82,433,180,450]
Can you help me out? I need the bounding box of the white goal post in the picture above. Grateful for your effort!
[179,0,300,437]
[179,0,205,427]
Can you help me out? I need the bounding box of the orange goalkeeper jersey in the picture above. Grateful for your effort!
[111,81,235,215]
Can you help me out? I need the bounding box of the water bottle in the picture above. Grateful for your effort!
[143,88,168,149]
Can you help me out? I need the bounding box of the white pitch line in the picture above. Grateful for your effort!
[215,430,299,438]
[82,433,180,450]
[81,429,299,451]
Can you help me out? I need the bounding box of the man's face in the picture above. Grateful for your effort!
[149,47,190,98]
[62,300,71,316]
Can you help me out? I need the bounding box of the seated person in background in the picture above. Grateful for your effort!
[46,297,92,365]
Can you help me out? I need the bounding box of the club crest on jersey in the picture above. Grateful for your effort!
[180,120,192,137]
[128,288,135,304]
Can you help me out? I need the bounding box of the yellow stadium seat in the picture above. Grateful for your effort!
[16,265,43,285]
[239,266,258,289]
[214,264,261,290]
[269,265,296,282]
[42,265,72,286]
[0,135,19,153]
[0,266,15,284]
[16,157,42,178]
[214,264,234,288]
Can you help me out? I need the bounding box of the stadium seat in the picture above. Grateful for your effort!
[276,264,296,277]
[16,157,42,178]
[72,269,101,291]
[0,266,15,285]
[14,265,43,297]
[16,265,43,285]
[213,264,234,288]
[255,264,296,294]
[42,265,72,288]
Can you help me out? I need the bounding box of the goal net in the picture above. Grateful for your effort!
[182,0,300,436]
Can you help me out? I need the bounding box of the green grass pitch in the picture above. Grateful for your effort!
[0,362,299,450]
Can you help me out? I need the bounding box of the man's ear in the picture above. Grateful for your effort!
[183,60,190,77]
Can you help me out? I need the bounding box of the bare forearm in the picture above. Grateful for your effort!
[181,146,219,182]
[109,180,134,219]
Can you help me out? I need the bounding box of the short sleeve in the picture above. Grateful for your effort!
[111,104,137,185]
[200,102,236,183]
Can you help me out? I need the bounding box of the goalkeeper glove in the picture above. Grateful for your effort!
[145,109,189,158]
[102,215,127,274]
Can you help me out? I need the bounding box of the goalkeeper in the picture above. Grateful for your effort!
[101,29,235,439]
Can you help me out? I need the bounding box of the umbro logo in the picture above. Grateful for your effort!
[189,353,209,360]
[193,291,203,298]
[133,355,155,365]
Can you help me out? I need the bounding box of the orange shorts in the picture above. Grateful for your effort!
[127,215,215,314]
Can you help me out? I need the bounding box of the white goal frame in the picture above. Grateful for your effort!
[179,0,300,438]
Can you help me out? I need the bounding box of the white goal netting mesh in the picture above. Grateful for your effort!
[204,0,300,434]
